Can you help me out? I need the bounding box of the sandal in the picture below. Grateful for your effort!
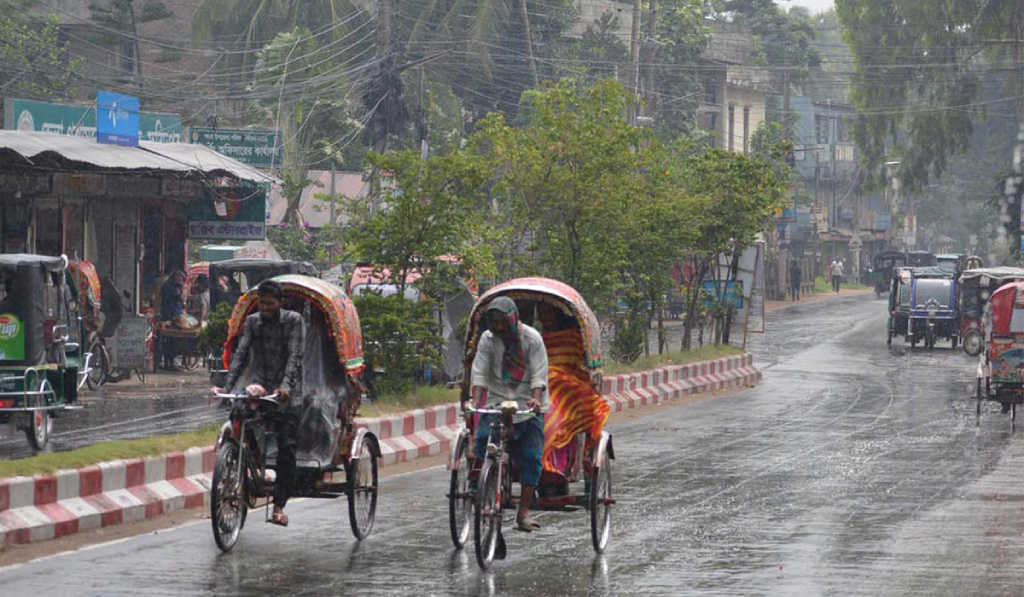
[269,511,289,527]
[516,519,541,533]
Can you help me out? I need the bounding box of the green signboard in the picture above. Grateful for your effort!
[188,127,281,168]
[0,313,26,361]
[4,98,182,143]
[187,186,267,241]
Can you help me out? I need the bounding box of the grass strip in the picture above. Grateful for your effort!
[603,344,743,376]
[814,275,869,293]
[359,385,460,419]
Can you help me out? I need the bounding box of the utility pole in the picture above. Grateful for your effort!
[517,0,539,87]
[629,0,642,125]
[643,0,659,116]
[418,66,428,160]
[329,166,337,226]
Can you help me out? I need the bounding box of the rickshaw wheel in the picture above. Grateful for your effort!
[211,442,246,553]
[348,435,378,540]
[26,410,52,451]
[449,436,473,549]
[474,458,502,570]
[86,341,108,391]
[589,454,612,554]
[963,331,983,357]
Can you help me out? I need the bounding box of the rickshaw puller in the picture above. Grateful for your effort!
[214,280,305,527]
[465,297,549,533]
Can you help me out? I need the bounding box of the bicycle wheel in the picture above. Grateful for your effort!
[589,453,612,554]
[211,441,246,553]
[474,458,502,570]
[348,435,378,540]
[449,436,472,549]
[86,341,108,391]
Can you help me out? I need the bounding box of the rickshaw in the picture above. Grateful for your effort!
[873,251,906,297]
[975,281,1024,422]
[888,266,959,349]
[207,259,319,381]
[448,277,614,569]
[209,275,380,553]
[0,254,89,450]
[959,267,1024,356]
[68,259,108,390]
[886,267,912,346]
[907,250,937,267]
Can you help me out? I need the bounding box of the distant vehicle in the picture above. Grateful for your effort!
[872,251,907,298]
[887,265,959,349]
[906,251,937,267]
[975,281,1024,423]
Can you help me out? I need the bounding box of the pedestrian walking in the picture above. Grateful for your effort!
[831,259,845,293]
[789,261,802,301]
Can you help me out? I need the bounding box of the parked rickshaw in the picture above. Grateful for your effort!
[873,251,906,297]
[959,267,1024,356]
[975,281,1024,422]
[210,275,379,552]
[887,267,912,347]
[448,277,614,569]
[68,260,107,390]
[0,254,88,450]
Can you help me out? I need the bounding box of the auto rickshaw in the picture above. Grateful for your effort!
[959,267,1024,356]
[873,251,907,297]
[0,254,88,450]
[207,258,319,381]
[888,265,959,349]
[210,275,379,552]
[907,250,937,267]
[448,277,614,569]
[975,281,1024,422]
[887,267,912,346]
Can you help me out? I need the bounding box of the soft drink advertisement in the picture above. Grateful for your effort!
[0,313,25,361]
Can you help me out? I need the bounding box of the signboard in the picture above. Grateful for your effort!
[0,313,26,361]
[107,315,148,370]
[96,91,139,146]
[187,186,267,241]
[4,97,181,142]
[702,280,744,309]
[188,127,281,168]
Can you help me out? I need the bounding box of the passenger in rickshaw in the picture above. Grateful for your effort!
[215,280,306,527]
[536,302,609,477]
[466,297,549,532]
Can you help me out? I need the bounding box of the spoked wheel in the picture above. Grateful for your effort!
[449,436,473,549]
[589,453,613,554]
[86,341,109,390]
[211,442,246,553]
[348,435,379,540]
[474,458,502,570]
[963,330,983,357]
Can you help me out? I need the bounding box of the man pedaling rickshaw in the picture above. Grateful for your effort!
[464,297,549,533]
[213,280,306,527]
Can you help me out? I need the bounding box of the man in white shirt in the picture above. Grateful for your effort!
[831,259,845,293]
[465,296,549,532]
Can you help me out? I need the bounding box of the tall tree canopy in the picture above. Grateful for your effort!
[0,1,80,100]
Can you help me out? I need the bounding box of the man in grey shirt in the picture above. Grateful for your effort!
[465,296,549,532]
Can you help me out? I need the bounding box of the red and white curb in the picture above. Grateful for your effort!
[0,353,759,547]
[601,354,761,411]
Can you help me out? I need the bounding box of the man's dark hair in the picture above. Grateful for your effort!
[257,280,284,300]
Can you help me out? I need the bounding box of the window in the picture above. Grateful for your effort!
[837,117,850,142]
[704,76,717,105]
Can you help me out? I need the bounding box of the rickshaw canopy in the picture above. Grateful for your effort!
[68,260,102,319]
[223,274,364,375]
[0,254,69,365]
[210,259,318,310]
[467,277,602,371]
[873,251,907,268]
[987,282,1024,338]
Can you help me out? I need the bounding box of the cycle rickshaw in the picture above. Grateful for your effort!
[975,281,1024,422]
[447,277,615,569]
[0,254,89,450]
[959,267,1024,356]
[210,274,380,552]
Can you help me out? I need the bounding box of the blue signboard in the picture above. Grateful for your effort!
[702,280,744,310]
[96,91,139,146]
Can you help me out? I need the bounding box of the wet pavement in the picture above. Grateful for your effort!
[2,294,1023,596]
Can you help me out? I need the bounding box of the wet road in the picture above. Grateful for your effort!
[2,294,1023,596]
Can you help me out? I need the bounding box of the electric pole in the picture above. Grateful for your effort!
[643,0,659,117]
[629,0,642,125]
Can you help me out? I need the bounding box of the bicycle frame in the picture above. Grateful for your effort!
[217,392,280,509]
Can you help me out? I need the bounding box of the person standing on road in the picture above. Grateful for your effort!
[215,280,305,527]
[831,259,845,293]
[465,296,549,533]
[789,261,802,302]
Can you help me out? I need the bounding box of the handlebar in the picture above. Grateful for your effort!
[466,406,538,417]
[213,390,281,405]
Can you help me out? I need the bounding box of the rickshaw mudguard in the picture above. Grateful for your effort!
[215,421,234,450]
[595,431,614,462]
[348,427,381,463]
[447,427,472,471]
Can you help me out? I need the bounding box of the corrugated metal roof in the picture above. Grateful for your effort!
[140,141,278,184]
[0,130,188,171]
[0,131,277,184]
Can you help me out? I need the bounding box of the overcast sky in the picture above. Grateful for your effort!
[781,0,835,14]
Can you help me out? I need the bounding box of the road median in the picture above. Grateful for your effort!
[0,352,761,548]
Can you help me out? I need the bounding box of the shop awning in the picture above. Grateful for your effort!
[0,131,277,184]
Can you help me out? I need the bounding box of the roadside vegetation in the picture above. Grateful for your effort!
[603,345,743,376]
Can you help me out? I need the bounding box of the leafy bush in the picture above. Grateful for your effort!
[354,292,443,396]
[198,302,234,359]
[610,311,646,364]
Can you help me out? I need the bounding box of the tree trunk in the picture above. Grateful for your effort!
[517,0,540,87]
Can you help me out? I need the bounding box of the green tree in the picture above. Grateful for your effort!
[0,7,80,100]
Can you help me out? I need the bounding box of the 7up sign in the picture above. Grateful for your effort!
[0,313,25,361]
